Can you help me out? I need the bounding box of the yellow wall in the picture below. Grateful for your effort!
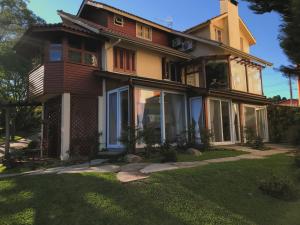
[105,42,166,80]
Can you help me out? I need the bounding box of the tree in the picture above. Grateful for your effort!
[0,0,45,140]
[242,0,300,76]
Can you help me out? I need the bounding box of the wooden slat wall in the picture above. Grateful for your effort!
[28,65,45,98]
[64,62,102,96]
[44,62,64,95]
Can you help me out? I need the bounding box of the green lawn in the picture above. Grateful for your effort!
[144,149,247,163]
[1,154,299,225]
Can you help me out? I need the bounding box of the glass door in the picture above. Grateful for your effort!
[209,99,232,144]
[107,87,129,149]
[190,97,204,144]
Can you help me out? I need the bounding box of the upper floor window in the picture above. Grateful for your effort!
[49,43,62,62]
[162,58,181,82]
[114,47,136,73]
[205,59,229,89]
[247,66,262,95]
[67,37,98,67]
[136,23,152,41]
[231,59,247,92]
[214,28,223,43]
[114,15,124,26]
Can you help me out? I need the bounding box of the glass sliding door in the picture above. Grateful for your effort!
[209,99,232,143]
[164,93,187,143]
[243,105,269,142]
[134,87,188,146]
[135,88,161,145]
[190,97,204,144]
[107,87,129,149]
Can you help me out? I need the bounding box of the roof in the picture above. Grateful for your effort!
[58,11,192,60]
[77,0,173,33]
[184,13,228,34]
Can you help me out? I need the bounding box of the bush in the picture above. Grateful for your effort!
[160,142,177,163]
[259,174,298,200]
[286,125,300,146]
[245,127,265,150]
[139,126,161,158]
[200,128,213,151]
[119,126,140,153]
[27,140,40,149]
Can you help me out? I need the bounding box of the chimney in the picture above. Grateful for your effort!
[220,0,240,49]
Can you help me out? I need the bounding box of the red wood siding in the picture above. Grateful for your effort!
[44,62,64,95]
[28,65,45,98]
[106,12,170,46]
[64,62,102,96]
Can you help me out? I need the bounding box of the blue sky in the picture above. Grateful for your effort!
[27,0,298,99]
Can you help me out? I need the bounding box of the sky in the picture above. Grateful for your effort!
[27,0,298,99]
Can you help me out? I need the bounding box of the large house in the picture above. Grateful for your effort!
[16,0,272,160]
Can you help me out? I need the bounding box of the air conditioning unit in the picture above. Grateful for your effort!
[172,38,182,48]
[181,40,194,51]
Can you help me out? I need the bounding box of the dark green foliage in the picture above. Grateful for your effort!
[242,0,300,71]
[119,126,140,153]
[160,141,177,163]
[139,126,161,158]
[268,105,300,145]
[295,154,300,168]
[245,127,265,150]
[259,174,298,200]
[27,140,39,150]
[200,128,213,151]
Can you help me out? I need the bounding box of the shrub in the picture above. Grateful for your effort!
[119,126,140,153]
[286,125,300,146]
[160,141,177,163]
[139,126,161,158]
[27,140,40,149]
[259,174,298,200]
[200,128,213,151]
[245,127,265,150]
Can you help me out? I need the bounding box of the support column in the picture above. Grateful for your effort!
[98,79,106,150]
[5,107,10,160]
[61,93,70,161]
[40,103,44,158]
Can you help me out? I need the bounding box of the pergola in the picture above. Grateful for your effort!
[0,101,41,160]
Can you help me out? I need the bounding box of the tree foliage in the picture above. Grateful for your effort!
[243,0,300,76]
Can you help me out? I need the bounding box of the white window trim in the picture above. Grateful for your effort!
[114,15,124,27]
[136,23,152,41]
[207,97,235,145]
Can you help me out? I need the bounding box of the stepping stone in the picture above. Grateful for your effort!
[237,154,265,159]
[58,164,120,174]
[204,157,242,163]
[171,161,209,169]
[120,163,150,172]
[140,163,178,174]
[117,171,149,183]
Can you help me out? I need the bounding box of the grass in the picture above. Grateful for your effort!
[144,148,247,163]
[0,135,23,145]
[1,154,299,225]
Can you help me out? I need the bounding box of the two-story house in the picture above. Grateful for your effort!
[16,0,272,160]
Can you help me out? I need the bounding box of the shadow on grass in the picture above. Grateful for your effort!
[1,155,299,225]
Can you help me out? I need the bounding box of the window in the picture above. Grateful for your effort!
[113,47,136,73]
[240,37,244,51]
[247,66,262,95]
[231,59,247,92]
[136,23,152,41]
[190,97,204,144]
[215,28,223,42]
[67,37,98,67]
[209,99,232,143]
[114,15,124,26]
[49,44,62,62]
[183,63,204,87]
[162,58,181,82]
[205,59,229,89]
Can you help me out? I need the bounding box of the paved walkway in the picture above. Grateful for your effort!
[0,144,296,182]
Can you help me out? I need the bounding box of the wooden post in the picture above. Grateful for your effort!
[5,107,10,160]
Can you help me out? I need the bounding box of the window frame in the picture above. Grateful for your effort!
[136,23,153,41]
[49,43,63,62]
[67,38,98,67]
[113,47,136,74]
[214,27,223,43]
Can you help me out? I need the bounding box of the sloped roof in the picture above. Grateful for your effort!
[58,11,192,60]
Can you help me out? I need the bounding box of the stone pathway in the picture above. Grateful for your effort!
[0,144,296,182]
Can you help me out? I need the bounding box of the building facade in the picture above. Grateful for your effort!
[16,0,272,160]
